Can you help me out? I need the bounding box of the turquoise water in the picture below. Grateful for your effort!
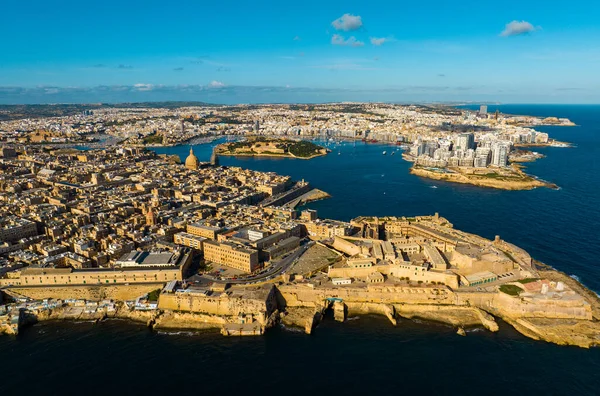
[2,105,600,395]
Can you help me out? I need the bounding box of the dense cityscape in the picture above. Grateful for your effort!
[0,102,598,348]
[0,102,574,189]
[3,1,600,394]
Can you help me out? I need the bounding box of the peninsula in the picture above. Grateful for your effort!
[1,147,599,348]
[214,137,328,159]
[407,162,555,190]
[403,131,568,191]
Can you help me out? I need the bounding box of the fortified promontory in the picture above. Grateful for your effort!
[214,137,328,159]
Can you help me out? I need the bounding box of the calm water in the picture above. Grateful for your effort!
[2,104,600,394]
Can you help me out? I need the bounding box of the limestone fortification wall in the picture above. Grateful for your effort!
[279,284,455,308]
[153,311,228,330]
[456,291,592,320]
[328,265,388,279]
[332,237,361,256]
[279,284,592,321]
[450,251,513,275]
[493,292,591,320]
[158,293,269,323]
[7,283,163,301]
[328,264,459,289]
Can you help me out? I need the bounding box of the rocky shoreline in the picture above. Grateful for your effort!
[5,271,600,348]
[215,151,327,160]
[410,165,556,191]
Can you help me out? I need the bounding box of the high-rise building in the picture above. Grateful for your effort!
[456,133,475,151]
[479,105,488,115]
[425,141,438,157]
[491,142,510,167]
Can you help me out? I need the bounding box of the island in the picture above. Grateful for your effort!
[1,146,599,348]
[214,137,328,159]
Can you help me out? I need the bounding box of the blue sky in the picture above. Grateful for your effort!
[1,0,599,104]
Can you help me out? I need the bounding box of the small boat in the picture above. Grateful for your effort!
[382,151,387,155]
[391,151,395,156]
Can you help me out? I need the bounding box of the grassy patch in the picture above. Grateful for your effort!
[517,278,540,284]
[147,289,161,302]
[143,133,163,144]
[499,284,523,296]
[288,140,323,158]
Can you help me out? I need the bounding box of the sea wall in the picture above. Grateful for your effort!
[153,310,227,330]
[5,283,163,301]
[279,284,455,308]
[157,287,276,325]
[279,284,592,326]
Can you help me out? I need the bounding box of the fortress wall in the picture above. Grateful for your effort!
[393,304,493,328]
[328,265,386,279]
[278,285,456,308]
[328,265,459,288]
[7,283,163,301]
[158,293,270,323]
[449,250,476,269]
[332,237,361,256]
[153,311,227,330]
[388,266,459,288]
[456,291,592,320]
[471,260,514,275]
[281,284,591,321]
[493,292,592,320]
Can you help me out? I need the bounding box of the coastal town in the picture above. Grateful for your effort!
[0,102,573,189]
[1,133,599,347]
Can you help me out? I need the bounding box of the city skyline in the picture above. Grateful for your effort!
[2,0,600,104]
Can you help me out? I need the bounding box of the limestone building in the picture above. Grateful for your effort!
[203,240,259,273]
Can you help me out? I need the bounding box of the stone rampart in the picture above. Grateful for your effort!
[6,283,163,301]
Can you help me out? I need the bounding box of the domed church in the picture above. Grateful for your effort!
[184,147,199,170]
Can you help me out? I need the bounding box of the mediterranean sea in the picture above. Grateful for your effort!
[1,104,600,395]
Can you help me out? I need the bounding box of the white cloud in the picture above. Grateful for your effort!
[370,37,387,46]
[293,35,301,41]
[331,14,363,31]
[133,83,154,91]
[208,80,225,88]
[500,20,538,37]
[331,34,364,47]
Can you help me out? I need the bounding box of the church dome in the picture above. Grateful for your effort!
[185,147,199,170]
